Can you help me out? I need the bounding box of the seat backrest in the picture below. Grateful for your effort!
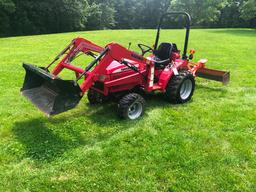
[154,43,173,60]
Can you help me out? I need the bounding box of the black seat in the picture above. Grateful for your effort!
[154,43,174,60]
[153,43,174,69]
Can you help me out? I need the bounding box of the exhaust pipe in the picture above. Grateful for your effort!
[21,63,83,116]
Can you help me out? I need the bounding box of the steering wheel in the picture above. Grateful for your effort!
[138,44,153,56]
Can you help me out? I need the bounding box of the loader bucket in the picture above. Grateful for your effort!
[21,63,83,116]
[195,68,230,85]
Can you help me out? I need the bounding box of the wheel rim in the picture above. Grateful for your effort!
[128,101,143,120]
[180,79,193,100]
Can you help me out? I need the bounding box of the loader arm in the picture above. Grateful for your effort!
[51,38,104,76]
[21,38,106,116]
[21,38,147,116]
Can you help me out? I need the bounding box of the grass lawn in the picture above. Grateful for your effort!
[0,28,255,191]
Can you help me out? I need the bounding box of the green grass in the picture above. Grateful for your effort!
[0,29,256,191]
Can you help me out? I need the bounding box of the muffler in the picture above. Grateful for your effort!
[21,63,83,116]
[195,68,230,85]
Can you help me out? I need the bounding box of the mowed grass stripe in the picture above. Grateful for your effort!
[0,29,255,191]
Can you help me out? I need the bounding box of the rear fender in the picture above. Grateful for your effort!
[158,60,188,91]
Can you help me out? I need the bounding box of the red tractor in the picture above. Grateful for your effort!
[21,12,230,120]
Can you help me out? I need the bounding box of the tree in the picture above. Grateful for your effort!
[218,0,245,27]
[113,0,171,29]
[86,0,116,29]
[171,0,228,26]
[137,0,171,28]
[9,0,89,35]
[0,0,15,34]
[240,0,256,21]
[113,0,139,29]
[0,0,255,37]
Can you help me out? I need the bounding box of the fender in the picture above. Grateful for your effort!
[158,59,189,91]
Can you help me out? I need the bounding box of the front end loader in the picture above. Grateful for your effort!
[21,12,230,120]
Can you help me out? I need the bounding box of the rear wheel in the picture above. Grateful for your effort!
[118,93,145,120]
[87,89,107,104]
[165,70,195,104]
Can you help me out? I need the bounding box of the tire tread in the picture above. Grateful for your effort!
[118,93,145,119]
[165,70,195,104]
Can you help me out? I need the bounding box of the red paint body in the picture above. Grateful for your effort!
[49,38,207,97]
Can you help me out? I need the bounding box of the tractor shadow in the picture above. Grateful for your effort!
[12,119,86,163]
[12,86,224,163]
[12,103,140,163]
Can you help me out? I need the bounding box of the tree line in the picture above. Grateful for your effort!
[0,0,255,36]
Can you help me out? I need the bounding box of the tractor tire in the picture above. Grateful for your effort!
[118,93,145,120]
[87,89,107,105]
[165,70,195,104]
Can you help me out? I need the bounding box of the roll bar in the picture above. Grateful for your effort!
[154,12,191,60]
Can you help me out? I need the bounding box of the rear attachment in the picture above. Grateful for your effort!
[21,63,83,116]
[196,68,230,85]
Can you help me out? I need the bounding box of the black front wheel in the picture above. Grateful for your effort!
[118,93,146,120]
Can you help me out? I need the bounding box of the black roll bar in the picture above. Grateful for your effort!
[154,12,191,60]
